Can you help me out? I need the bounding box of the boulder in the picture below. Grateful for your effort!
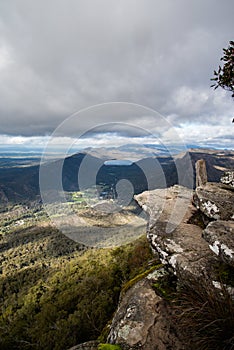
[107,277,184,350]
[203,220,234,266]
[135,185,215,277]
[221,171,234,188]
[194,182,234,220]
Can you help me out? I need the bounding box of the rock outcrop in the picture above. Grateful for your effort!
[194,182,234,220]
[195,159,207,187]
[73,160,234,350]
[135,185,215,278]
[104,160,234,350]
[221,171,234,188]
[135,160,234,279]
[108,272,184,350]
[203,220,234,267]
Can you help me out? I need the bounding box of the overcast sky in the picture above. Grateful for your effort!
[0,0,233,150]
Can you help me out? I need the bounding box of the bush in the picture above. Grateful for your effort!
[174,276,234,350]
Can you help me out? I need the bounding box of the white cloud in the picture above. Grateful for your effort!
[172,86,209,114]
[175,123,233,149]
[0,0,233,149]
[0,43,13,70]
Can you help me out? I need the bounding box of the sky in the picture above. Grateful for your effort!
[0,0,233,152]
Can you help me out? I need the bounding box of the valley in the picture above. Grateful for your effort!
[0,146,233,349]
[1,147,234,205]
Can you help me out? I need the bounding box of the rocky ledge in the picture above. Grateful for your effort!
[203,220,234,266]
[73,161,234,350]
[107,272,184,350]
[106,160,234,349]
[194,182,234,220]
[135,161,234,278]
[135,185,216,278]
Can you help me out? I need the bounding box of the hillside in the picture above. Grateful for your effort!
[0,151,234,349]
[0,201,155,349]
[0,148,234,205]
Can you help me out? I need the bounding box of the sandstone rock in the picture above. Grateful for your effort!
[147,221,215,277]
[107,277,184,350]
[195,159,207,187]
[135,185,215,277]
[221,171,234,188]
[203,220,234,266]
[135,185,193,234]
[194,182,234,220]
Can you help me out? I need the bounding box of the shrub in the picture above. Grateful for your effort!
[174,275,234,350]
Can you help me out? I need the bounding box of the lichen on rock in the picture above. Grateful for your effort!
[107,277,184,350]
[221,171,234,188]
[203,221,234,266]
[194,182,234,221]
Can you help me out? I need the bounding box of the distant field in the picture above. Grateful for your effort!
[0,156,42,168]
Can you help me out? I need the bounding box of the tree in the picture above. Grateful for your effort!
[211,41,234,98]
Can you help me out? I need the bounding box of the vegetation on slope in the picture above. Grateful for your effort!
[0,217,154,350]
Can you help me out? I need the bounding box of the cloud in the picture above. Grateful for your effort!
[0,0,233,148]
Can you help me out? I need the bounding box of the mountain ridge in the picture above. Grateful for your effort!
[0,148,233,205]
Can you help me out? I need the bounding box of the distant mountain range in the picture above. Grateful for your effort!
[0,147,233,205]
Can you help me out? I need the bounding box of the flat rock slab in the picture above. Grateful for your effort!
[194,182,234,220]
[203,220,234,266]
[108,278,184,350]
[135,185,193,233]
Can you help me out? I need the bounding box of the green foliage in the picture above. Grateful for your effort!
[211,40,234,98]
[98,344,122,350]
[0,223,154,350]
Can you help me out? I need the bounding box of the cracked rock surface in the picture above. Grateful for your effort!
[203,220,234,266]
[194,182,234,220]
[135,185,215,277]
[108,277,184,350]
[221,171,234,188]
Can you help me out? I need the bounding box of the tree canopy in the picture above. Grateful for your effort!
[211,41,234,98]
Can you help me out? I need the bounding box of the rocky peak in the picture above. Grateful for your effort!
[195,158,207,187]
[103,160,234,350]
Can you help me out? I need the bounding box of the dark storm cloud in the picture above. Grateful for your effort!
[0,0,233,146]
